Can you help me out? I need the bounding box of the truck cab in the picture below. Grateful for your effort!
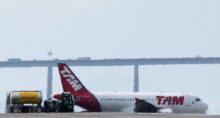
[59,92,74,112]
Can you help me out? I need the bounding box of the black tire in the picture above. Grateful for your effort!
[10,106,14,113]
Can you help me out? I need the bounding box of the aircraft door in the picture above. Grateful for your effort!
[185,95,191,107]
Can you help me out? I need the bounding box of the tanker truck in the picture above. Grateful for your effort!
[5,91,43,113]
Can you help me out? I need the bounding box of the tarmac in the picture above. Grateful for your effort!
[0,113,220,118]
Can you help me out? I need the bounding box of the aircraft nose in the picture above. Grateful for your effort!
[202,102,208,113]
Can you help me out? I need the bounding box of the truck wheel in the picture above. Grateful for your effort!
[10,107,14,113]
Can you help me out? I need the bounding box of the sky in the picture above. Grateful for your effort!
[0,0,220,114]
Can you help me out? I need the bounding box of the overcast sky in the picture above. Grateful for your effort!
[0,0,220,114]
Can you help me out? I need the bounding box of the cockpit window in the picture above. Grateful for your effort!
[195,98,201,102]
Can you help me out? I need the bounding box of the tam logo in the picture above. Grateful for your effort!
[156,96,184,105]
[60,66,82,91]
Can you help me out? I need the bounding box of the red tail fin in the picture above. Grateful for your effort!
[57,63,101,112]
[57,63,90,96]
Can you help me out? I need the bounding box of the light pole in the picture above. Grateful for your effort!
[47,50,53,100]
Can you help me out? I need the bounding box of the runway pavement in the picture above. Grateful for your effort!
[0,113,220,118]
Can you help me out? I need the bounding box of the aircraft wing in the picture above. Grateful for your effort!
[134,98,159,113]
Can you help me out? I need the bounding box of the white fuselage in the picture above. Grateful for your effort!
[91,92,208,114]
[57,64,208,114]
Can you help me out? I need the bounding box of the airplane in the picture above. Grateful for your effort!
[54,63,208,114]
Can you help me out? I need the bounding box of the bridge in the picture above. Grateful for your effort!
[2,57,220,99]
